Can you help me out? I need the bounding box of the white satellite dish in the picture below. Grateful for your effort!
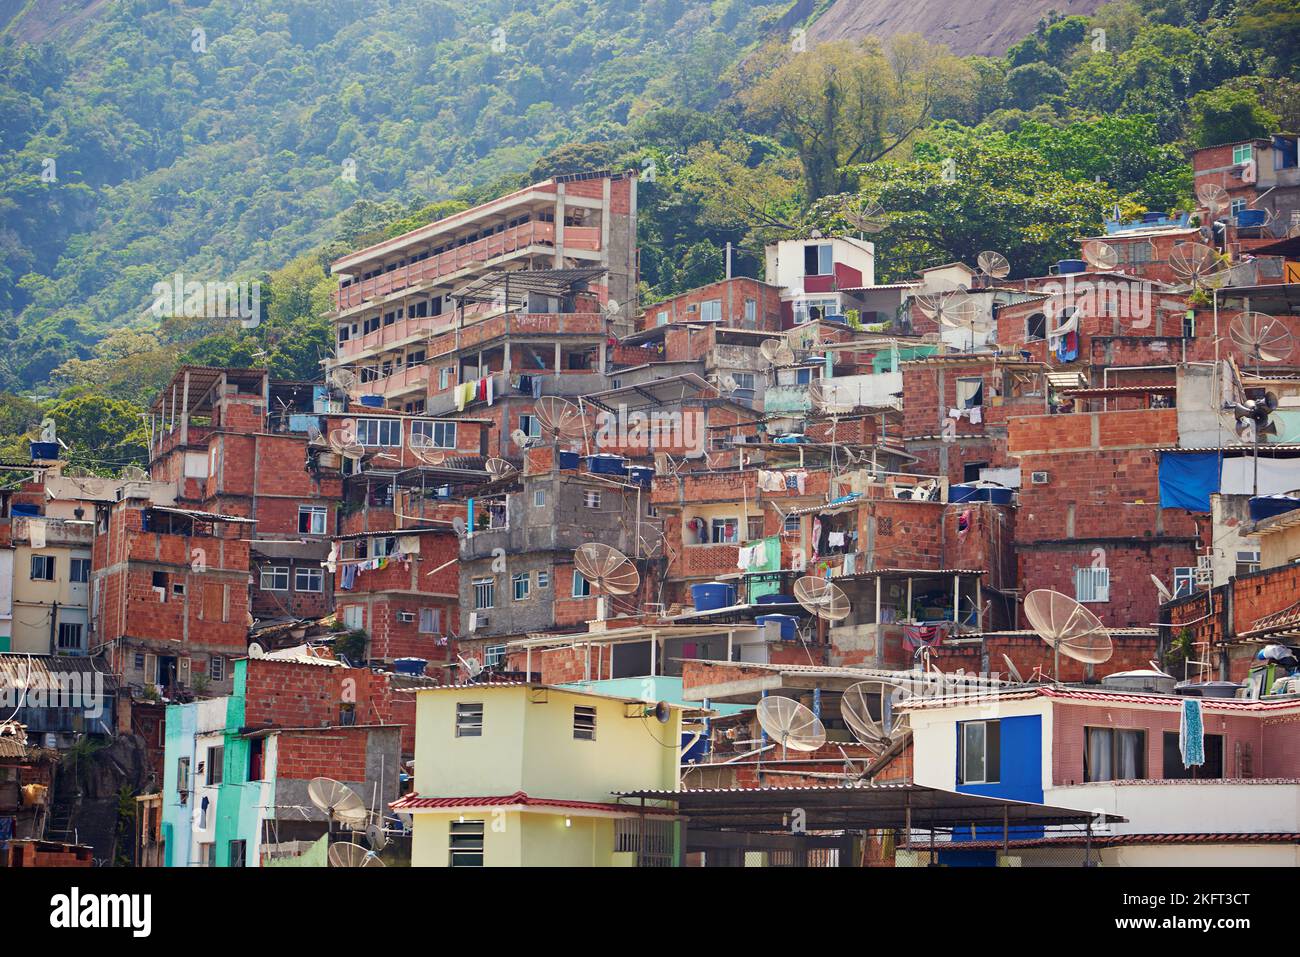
[458,655,484,681]
[760,339,796,368]
[840,681,906,751]
[534,397,585,442]
[328,842,385,868]
[1150,574,1173,604]
[510,428,532,451]
[485,457,518,480]
[1023,589,1113,683]
[755,696,826,758]
[792,576,851,622]
[307,777,369,828]
[976,250,1011,281]
[1082,240,1119,271]
[247,643,266,659]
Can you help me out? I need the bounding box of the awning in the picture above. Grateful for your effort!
[615,782,1125,831]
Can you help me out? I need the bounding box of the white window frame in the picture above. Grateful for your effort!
[512,573,530,601]
[1075,566,1111,603]
[536,570,550,589]
[295,567,324,593]
[583,490,601,509]
[298,506,328,535]
[455,702,483,738]
[484,644,506,667]
[260,566,289,591]
[418,607,441,634]
[356,417,402,447]
[572,570,591,598]
[700,299,722,323]
[210,656,226,682]
[412,420,456,449]
[449,819,485,866]
[958,719,1000,785]
[30,554,55,581]
[1233,143,1253,165]
[573,705,597,741]
[473,578,495,610]
[533,488,546,507]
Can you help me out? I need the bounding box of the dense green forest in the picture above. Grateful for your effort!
[0,0,1298,470]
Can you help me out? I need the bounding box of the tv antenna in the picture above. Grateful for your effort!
[842,198,887,235]
[975,250,1011,284]
[755,696,826,759]
[484,457,518,480]
[1197,183,1230,219]
[457,655,484,682]
[533,397,585,443]
[1023,589,1113,684]
[1229,311,1294,378]
[839,680,906,753]
[573,542,641,620]
[510,428,534,451]
[760,338,796,368]
[1169,242,1228,290]
[1082,240,1119,271]
[327,842,386,868]
[308,777,369,830]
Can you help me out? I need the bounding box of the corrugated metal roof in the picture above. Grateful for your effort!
[0,654,118,692]
[391,790,676,815]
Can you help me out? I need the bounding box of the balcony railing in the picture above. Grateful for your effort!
[334,221,564,311]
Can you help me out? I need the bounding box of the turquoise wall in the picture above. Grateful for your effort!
[161,702,197,868]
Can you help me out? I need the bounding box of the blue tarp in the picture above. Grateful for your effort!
[1158,452,1220,512]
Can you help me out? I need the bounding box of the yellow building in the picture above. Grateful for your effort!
[8,515,92,655]
[395,683,683,867]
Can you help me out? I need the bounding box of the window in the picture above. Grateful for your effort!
[483,644,506,668]
[533,489,546,507]
[70,558,90,583]
[1233,143,1253,165]
[209,657,225,682]
[356,417,402,447]
[1162,731,1223,779]
[57,622,83,651]
[572,570,591,598]
[295,567,323,593]
[1075,567,1111,603]
[520,414,541,438]
[958,720,1000,785]
[1173,566,1197,598]
[804,243,833,276]
[512,573,530,601]
[956,377,983,409]
[583,490,602,509]
[229,839,247,868]
[206,745,224,785]
[412,420,456,449]
[711,517,739,544]
[536,570,550,589]
[744,298,757,327]
[656,310,669,326]
[793,297,838,325]
[439,367,453,390]
[473,578,495,610]
[1230,197,1247,217]
[298,506,328,535]
[700,299,722,323]
[449,820,485,866]
[784,514,800,533]
[370,536,397,558]
[1026,313,1047,341]
[342,606,363,630]
[1236,549,1260,577]
[248,737,265,781]
[30,555,54,581]
[746,516,765,541]
[260,567,289,591]
[455,702,483,738]
[419,608,441,634]
[732,372,755,392]
[177,757,190,794]
[573,705,597,741]
[1085,727,1146,781]
[796,367,814,385]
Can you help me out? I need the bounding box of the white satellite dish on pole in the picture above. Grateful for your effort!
[755,696,826,758]
[1023,589,1113,684]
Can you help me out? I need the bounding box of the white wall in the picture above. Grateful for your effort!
[1047,781,1300,836]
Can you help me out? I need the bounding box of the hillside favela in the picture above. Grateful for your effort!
[1,0,1298,931]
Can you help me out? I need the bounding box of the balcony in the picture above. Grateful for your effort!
[339,314,454,362]
[334,221,592,311]
[362,363,430,400]
[427,311,605,355]
[12,516,94,547]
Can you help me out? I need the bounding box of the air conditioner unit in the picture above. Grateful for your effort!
[1031,471,1050,485]
[396,612,416,623]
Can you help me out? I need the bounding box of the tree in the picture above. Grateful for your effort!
[1005,62,1069,110]
[1191,83,1280,146]
[742,36,971,203]
[45,394,148,471]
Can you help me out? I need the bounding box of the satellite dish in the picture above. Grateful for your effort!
[792,575,851,622]
[1082,240,1119,271]
[807,378,854,414]
[601,298,622,322]
[329,367,359,395]
[365,822,389,852]
[328,842,385,868]
[1001,654,1025,684]
[976,250,1011,281]
[306,425,328,448]
[534,397,585,442]
[573,543,640,596]
[1229,312,1294,374]
[840,681,906,750]
[1169,242,1227,289]
[1196,183,1230,216]
[327,424,365,461]
[760,339,796,367]
[121,465,148,482]
[843,198,886,234]
[756,696,826,757]
[308,777,369,827]
[458,655,484,680]
[485,457,518,480]
[786,325,817,352]
[247,643,266,659]
[717,373,739,394]
[410,444,448,466]
[650,701,671,724]
[1150,574,1173,604]
[1023,589,1113,680]
[510,428,532,451]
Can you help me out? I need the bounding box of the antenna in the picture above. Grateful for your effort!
[457,655,484,682]
[755,696,826,759]
[247,643,266,659]
[1023,589,1113,684]
[510,428,532,451]
[975,250,1011,283]
[1082,240,1119,271]
[1196,183,1230,219]
[842,198,887,234]
[327,842,385,868]
[793,576,851,622]
[1169,242,1228,290]
[573,542,641,621]
[760,339,796,368]
[1150,573,1173,604]
[484,457,518,480]
[307,777,369,829]
[840,680,906,752]
[1001,654,1025,684]
[1229,312,1294,377]
[533,397,585,443]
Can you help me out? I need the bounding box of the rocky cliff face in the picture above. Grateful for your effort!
[808,0,1106,56]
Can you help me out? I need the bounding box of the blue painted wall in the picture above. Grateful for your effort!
[945,714,1044,854]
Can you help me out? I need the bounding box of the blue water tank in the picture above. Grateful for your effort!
[587,453,627,475]
[1141,211,1167,224]
[755,593,794,605]
[1056,259,1087,275]
[756,614,798,640]
[692,582,736,611]
[393,657,428,676]
[626,466,654,487]
[558,450,580,470]
[358,395,384,408]
[1249,494,1300,522]
[1237,208,1267,227]
[29,442,59,461]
